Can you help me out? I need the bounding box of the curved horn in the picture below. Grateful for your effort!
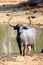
[28,17,31,25]
[8,17,12,26]
[8,17,14,27]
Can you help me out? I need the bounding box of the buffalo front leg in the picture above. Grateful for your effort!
[17,36,22,55]
[21,45,26,56]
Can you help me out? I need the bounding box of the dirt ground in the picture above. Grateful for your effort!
[0,0,29,5]
[0,10,43,29]
[0,54,43,65]
[0,11,43,24]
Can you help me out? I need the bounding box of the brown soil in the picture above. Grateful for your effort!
[0,54,43,65]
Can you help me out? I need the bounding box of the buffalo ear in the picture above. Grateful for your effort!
[22,25,28,29]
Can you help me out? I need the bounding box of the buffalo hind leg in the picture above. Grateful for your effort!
[33,43,36,53]
[27,45,31,55]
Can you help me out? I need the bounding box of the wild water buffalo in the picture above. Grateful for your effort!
[41,49,43,53]
[8,18,36,56]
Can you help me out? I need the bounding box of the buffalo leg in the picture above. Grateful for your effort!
[33,43,36,53]
[17,36,22,55]
[27,45,31,55]
[21,44,26,56]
